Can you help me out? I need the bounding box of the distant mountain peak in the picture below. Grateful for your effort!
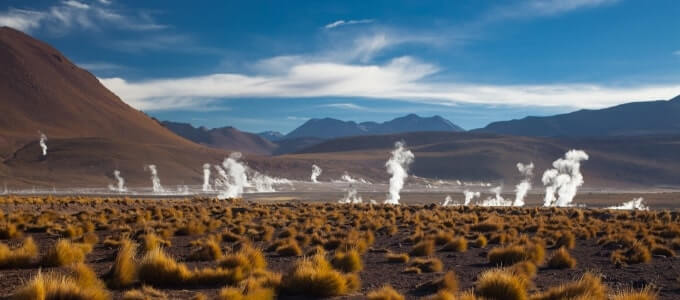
[285,114,463,139]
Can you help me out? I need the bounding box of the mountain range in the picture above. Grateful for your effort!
[478,96,680,137]
[285,114,463,139]
[2,26,680,188]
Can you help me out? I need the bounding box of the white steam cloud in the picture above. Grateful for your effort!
[385,141,414,205]
[107,170,126,193]
[542,150,589,207]
[202,163,212,192]
[311,164,322,183]
[480,186,512,206]
[217,152,247,199]
[339,184,362,204]
[38,132,48,156]
[463,190,481,205]
[145,164,164,193]
[513,162,534,207]
[608,197,649,211]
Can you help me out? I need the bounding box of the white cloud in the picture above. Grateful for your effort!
[324,19,374,29]
[100,51,680,111]
[481,0,620,23]
[674,50,680,56]
[322,103,367,110]
[0,1,164,33]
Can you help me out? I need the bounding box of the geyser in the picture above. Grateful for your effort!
[513,162,534,207]
[202,163,212,192]
[145,164,164,193]
[608,197,649,211]
[38,132,48,156]
[311,164,322,183]
[339,184,362,204]
[480,186,512,206]
[108,170,127,193]
[542,150,589,207]
[463,190,480,205]
[384,141,414,205]
[217,152,247,199]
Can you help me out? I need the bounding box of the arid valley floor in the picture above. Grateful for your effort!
[0,193,678,300]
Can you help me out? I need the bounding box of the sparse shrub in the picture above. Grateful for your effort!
[219,244,267,274]
[612,244,651,265]
[417,271,459,294]
[0,236,38,268]
[611,286,658,300]
[409,257,443,273]
[475,235,488,248]
[281,253,359,297]
[508,261,537,279]
[122,285,168,300]
[137,247,243,287]
[106,238,138,288]
[42,239,92,267]
[488,243,544,266]
[553,231,576,249]
[217,286,275,300]
[547,247,576,269]
[532,273,606,300]
[410,239,435,256]
[13,266,110,300]
[275,240,302,256]
[0,223,20,239]
[332,249,363,272]
[189,237,223,261]
[386,252,410,263]
[367,285,405,300]
[650,245,675,257]
[476,269,528,300]
[442,236,467,252]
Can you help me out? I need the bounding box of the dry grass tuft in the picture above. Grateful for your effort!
[331,249,363,273]
[476,269,528,300]
[488,243,544,266]
[530,272,606,300]
[416,270,459,294]
[409,257,443,273]
[42,239,92,267]
[611,286,658,300]
[547,247,576,269]
[0,237,38,268]
[122,285,168,300]
[106,238,138,288]
[275,240,302,257]
[367,285,405,300]
[281,253,359,297]
[410,239,435,256]
[386,252,410,263]
[13,264,110,300]
[441,236,468,252]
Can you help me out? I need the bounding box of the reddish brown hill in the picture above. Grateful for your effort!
[0,27,196,158]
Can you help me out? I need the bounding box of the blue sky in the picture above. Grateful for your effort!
[2,0,680,133]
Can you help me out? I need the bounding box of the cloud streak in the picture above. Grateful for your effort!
[0,1,164,33]
[324,19,374,29]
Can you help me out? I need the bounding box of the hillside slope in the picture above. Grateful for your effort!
[161,121,277,155]
[478,96,680,137]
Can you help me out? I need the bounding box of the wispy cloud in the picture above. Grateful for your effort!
[674,50,680,56]
[483,0,620,22]
[324,19,374,29]
[321,103,368,110]
[0,1,165,33]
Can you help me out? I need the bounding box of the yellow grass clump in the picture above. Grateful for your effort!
[122,285,168,300]
[281,253,359,297]
[0,236,38,268]
[106,238,138,288]
[13,264,111,300]
[441,236,468,252]
[547,247,577,269]
[530,272,607,300]
[410,239,435,256]
[476,269,528,300]
[386,252,410,263]
[488,243,544,266]
[42,239,93,267]
[367,285,405,300]
[331,249,363,273]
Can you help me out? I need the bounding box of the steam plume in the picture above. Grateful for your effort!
[39,132,48,156]
[513,162,534,207]
[385,141,414,205]
[311,164,322,183]
[480,186,512,206]
[202,163,212,192]
[542,150,589,207]
[339,184,362,204]
[463,190,480,205]
[108,170,126,192]
[217,152,247,199]
[145,164,164,193]
[608,197,649,210]
[341,172,357,183]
